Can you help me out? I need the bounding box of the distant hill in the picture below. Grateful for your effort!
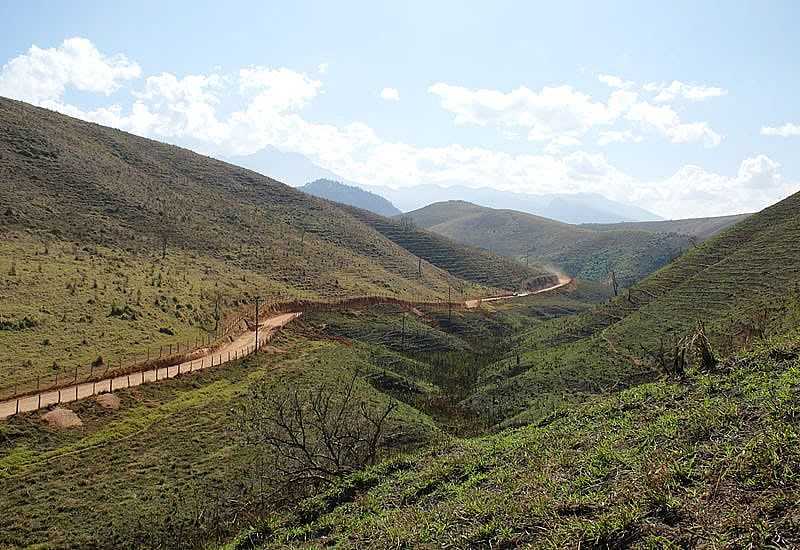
[582,213,751,240]
[225,145,355,188]
[343,205,556,293]
[299,179,401,216]
[367,183,662,223]
[406,200,692,286]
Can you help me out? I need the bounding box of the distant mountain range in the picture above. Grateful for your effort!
[367,184,662,224]
[299,179,402,216]
[226,147,663,223]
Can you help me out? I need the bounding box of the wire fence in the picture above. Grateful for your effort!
[0,278,566,417]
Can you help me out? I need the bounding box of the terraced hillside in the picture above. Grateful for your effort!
[584,212,750,240]
[0,97,549,387]
[405,201,693,286]
[344,205,557,292]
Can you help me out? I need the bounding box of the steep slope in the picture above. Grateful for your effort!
[0,97,535,386]
[583,212,751,240]
[343,205,557,293]
[407,201,691,286]
[299,178,401,216]
[232,332,800,549]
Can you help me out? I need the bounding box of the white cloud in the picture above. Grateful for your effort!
[761,122,800,137]
[429,82,621,144]
[597,74,634,89]
[317,62,329,74]
[3,37,792,220]
[380,87,400,101]
[0,37,140,104]
[637,155,796,218]
[643,80,727,103]
[626,101,722,147]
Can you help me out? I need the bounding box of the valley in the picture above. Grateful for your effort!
[1,97,799,550]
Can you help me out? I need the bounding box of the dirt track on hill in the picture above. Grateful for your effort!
[1,280,572,420]
[0,313,299,419]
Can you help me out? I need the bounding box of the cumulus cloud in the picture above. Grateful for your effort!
[380,87,400,101]
[428,82,623,144]
[0,36,140,104]
[626,101,722,147]
[761,123,800,137]
[597,74,635,89]
[638,155,796,218]
[317,62,329,74]
[643,80,727,102]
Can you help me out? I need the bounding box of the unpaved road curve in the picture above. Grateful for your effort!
[465,278,572,309]
[0,313,300,420]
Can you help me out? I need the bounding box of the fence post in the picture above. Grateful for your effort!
[127,375,130,388]
[142,370,145,384]
[58,389,61,404]
[38,392,41,409]
[15,398,19,415]
[110,378,113,391]
[75,385,78,401]
[74,366,78,384]
[93,380,96,394]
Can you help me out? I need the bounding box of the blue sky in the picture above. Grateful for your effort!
[1,0,799,218]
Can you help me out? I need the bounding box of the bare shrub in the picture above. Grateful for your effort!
[233,371,397,492]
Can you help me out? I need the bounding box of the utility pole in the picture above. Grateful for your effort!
[254,296,261,352]
[448,285,452,322]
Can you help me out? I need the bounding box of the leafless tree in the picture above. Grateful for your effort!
[233,371,397,491]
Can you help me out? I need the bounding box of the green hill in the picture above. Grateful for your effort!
[0,97,546,387]
[462,187,800,425]
[406,200,693,286]
[298,178,402,217]
[343,205,557,293]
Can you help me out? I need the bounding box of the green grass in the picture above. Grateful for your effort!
[234,332,800,548]
[344,205,555,292]
[0,328,445,549]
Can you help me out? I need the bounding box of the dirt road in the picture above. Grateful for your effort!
[464,278,572,309]
[0,312,300,420]
[1,279,573,420]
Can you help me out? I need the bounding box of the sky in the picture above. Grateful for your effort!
[1,0,798,218]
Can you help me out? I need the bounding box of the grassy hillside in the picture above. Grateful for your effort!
[0,293,592,548]
[235,330,800,548]
[343,205,556,293]
[226,190,800,549]
[406,201,692,286]
[463,188,800,425]
[583,212,750,240]
[0,97,547,387]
